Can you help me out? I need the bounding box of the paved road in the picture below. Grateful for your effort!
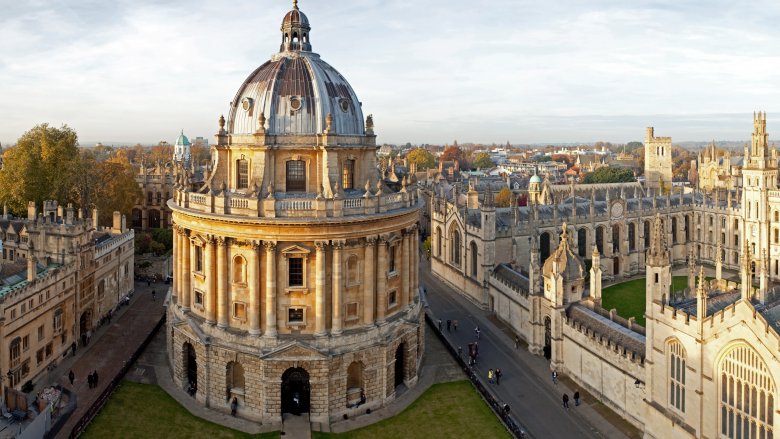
[52,280,167,439]
[420,256,628,439]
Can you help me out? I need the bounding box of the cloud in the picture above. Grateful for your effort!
[2,0,780,146]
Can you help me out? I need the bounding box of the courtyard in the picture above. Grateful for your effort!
[81,380,509,439]
[601,276,691,326]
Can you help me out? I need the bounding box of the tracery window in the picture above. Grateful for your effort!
[719,344,774,439]
[450,229,461,266]
[668,340,686,413]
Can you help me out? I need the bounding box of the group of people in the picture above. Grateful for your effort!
[487,368,503,385]
[436,318,459,332]
[87,370,100,388]
[553,371,582,409]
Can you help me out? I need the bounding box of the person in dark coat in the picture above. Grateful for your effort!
[230,397,238,416]
[495,368,502,385]
[574,390,580,406]
[93,370,99,387]
[562,393,569,409]
[68,370,75,386]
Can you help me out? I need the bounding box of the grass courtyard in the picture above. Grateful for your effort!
[313,381,510,439]
[82,381,278,439]
[82,380,508,439]
[601,276,691,327]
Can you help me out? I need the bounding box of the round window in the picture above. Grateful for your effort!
[290,96,302,111]
[339,99,350,112]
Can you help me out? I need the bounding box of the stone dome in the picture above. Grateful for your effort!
[530,174,542,184]
[175,130,190,146]
[227,2,364,136]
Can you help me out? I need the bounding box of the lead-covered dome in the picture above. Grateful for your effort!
[227,2,364,136]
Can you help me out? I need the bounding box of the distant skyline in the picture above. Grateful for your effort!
[3,0,780,147]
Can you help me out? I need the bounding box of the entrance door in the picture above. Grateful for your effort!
[394,344,405,387]
[281,367,310,415]
[543,317,551,360]
[184,343,197,394]
[80,310,91,336]
[613,257,620,276]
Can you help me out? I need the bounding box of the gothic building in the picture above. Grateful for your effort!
[167,2,422,425]
[0,202,134,402]
[430,112,780,438]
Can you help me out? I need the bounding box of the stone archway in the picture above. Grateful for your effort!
[79,310,92,338]
[543,316,551,360]
[394,344,405,388]
[183,342,197,396]
[281,367,310,415]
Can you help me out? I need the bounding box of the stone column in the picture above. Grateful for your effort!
[315,241,328,336]
[376,237,388,324]
[216,238,229,328]
[264,241,277,337]
[249,242,261,336]
[172,226,179,300]
[412,227,419,299]
[401,230,410,308]
[363,237,376,324]
[332,240,344,335]
[205,237,217,325]
[182,231,192,310]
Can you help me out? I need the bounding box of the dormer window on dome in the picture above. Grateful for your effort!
[280,0,312,52]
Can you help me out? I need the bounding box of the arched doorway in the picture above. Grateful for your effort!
[540,232,551,263]
[543,317,551,360]
[79,310,92,337]
[613,257,620,276]
[281,367,310,415]
[184,342,197,395]
[394,344,405,388]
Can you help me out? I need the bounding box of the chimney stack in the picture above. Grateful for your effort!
[27,201,37,221]
[66,203,74,225]
[92,208,99,229]
[27,256,36,282]
[112,211,122,234]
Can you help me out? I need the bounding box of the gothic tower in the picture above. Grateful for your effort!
[644,127,673,191]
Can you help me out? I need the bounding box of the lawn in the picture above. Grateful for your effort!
[82,381,278,439]
[601,276,691,327]
[313,380,510,439]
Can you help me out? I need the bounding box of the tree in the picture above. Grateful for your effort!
[495,187,512,207]
[474,152,494,170]
[581,166,636,184]
[148,141,173,164]
[0,124,80,214]
[406,148,436,170]
[440,145,463,162]
[190,141,210,166]
[93,155,142,225]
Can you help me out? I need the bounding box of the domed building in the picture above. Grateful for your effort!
[167,1,423,425]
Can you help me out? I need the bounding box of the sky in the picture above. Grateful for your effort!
[3,0,780,147]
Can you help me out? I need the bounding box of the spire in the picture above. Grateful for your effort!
[697,265,708,319]
[646,214,669,266]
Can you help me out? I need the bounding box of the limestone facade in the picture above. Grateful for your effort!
[644,127,673,191]
[167,3,422,425]
[431,113,780,438]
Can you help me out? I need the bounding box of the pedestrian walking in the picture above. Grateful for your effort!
[446,319,451,331]
[474,342,479,358]
[488,369,494,384]
[438,319,443,331]
[86,330,92,345]
[495,368,502,385]
[93,370,99,387]
[453,319,458,331]
[87,373,93,389]
[475,326,481,339]
[563,393,569,409]
[457,346,463,358]
[231,397,238,416]
[514,336,520,349]
[68,370,75,386]
[71,342,77,356]
[552,371,558,384]
[152,289,156,301]
[574,391,580,406]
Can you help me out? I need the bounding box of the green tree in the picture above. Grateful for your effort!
[581,166,636,184]
[0,124,80,214]
[406,148,436,170]
[93,155,142,225]
[494,187,512,207]
[474,152,494,169]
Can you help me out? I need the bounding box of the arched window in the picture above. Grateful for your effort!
[611,224,620,254]
[644,221,651,248]
[286,160,306,192]
[671,217,678,244]
[628,223,636,251]
[450,229,461,266]
[577,228,587,257]
[237,159,249,189]
[775,211,779,222]
[233,256,246,284]
[668,340,686,413]
[436,227,442,257]
[596,227,604,254]
[342,159,355,190]
[719,344,774,439]
[346,361,365,407]
[470,241,478,277]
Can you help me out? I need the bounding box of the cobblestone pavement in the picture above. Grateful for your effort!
[47,280,167,439]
